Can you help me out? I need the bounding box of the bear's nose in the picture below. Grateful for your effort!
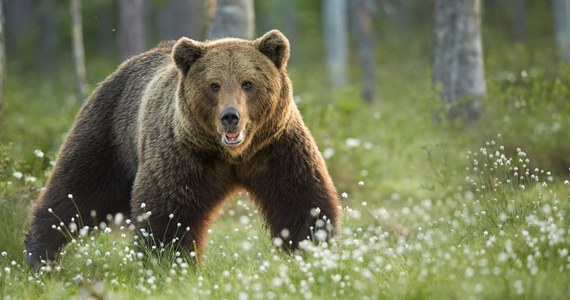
[220,108,240,130]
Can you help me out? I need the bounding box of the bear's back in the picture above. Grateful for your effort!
[81,41,178,178]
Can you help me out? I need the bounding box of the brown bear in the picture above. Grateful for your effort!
[25,30,340,268]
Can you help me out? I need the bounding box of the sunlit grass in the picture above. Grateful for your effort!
[1,35,570,299]
[1,136,569,298]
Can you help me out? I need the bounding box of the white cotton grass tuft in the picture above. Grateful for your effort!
[322,147,335,159]
[34,149,44,158]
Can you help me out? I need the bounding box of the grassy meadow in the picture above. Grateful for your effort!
[1,27,570,300]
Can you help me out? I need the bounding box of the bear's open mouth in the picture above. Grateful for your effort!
[222,131,244,146]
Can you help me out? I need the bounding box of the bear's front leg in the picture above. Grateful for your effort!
[239,129,341,250]
[131,156,236,259]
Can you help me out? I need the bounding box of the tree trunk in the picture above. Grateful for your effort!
[70,0,87,104]
[4,0,34,53]
[118,0,146,61]
[433,0,486,121]
[0,0,4,115]
[552,0,570,61]
[96,3,116,57]
[208,0,255,40]
[38,0,59,75]
[512,0,527,41]
[281,0,298,63]
[158,0,205,40]
[323,0,348,88]
[350,0,376,103]
[172,0,204,39]
[256,0,298,63]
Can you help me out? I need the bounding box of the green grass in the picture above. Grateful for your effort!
[1,37,570,299]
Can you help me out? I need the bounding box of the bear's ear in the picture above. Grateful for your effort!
[173,37,205,74]
[256,30,290,70]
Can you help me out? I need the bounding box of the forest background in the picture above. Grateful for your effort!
[1,0,570,299]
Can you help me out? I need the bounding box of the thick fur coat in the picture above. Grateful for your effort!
[25,30,340,268]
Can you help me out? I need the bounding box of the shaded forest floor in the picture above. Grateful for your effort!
[1,36,570,299]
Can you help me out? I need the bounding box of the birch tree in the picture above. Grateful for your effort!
[208,0,254,40]
[323,0,348,88]
[350,0,375,103]
[433,0,486,121]
[158,0,204,40]
[0,0,4,114]
[70,0,87,104]
[552,0,570,61]
[119,0,146,61]
[513,0,527,41]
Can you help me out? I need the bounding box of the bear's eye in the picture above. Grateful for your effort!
[242,81,253,90]
[210,83,220,92]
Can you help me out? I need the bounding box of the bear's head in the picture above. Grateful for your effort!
[172,30,292,159]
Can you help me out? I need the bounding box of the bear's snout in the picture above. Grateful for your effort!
[219,107,246,147]
[220,107,240,131]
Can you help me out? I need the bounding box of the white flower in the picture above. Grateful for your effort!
[239,215,250,225]
[310,207,321,217]
[345,138,361,148]
[79,227,89,237]
[12,172,23,179]
[34,150,44,158]
[315,229,328,242]
[114,213,124,225]
[273,237,283,247]
[241,241,252,251]
[72,274,84,282]
[322,147,335,159]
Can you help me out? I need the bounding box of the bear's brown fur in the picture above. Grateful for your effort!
[25,30,340,268]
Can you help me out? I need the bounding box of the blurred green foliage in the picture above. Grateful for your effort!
[1,2,570,298]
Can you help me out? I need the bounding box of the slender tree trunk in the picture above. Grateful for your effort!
[512,0,527,41]
[118,0,146,61]
[208,0,255,40]
[159,0,205,40]
[323,0,348,88]
[172,0,204,39]
[96,4,116,57]
[350,0,376,103]
[433,0,486,121]
[4,0,34,54]
[39,0,59,75]
[552,0,570,61]
[0,0,4,114]
[281,0,298,63]
[70,0,87,104]
[255,0,297,63]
